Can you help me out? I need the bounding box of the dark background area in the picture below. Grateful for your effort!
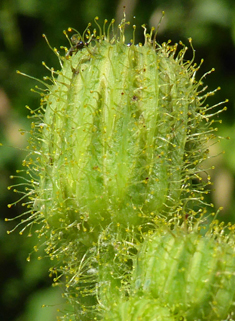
[1,0,235,320]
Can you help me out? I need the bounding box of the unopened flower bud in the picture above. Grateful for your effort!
[133,228,235,320]
[24,18,221,245]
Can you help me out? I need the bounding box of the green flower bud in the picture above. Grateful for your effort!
[133,228,235,320]
[103,297,175,321]
[11,17,223,246]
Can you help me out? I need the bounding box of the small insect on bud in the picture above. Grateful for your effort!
[65,34,89,56]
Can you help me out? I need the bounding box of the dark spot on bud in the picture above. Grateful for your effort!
[66,34,90,57]
[71,67,79,75]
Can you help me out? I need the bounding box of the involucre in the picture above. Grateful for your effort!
[9,17,223,244]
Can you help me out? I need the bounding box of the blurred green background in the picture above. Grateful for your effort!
[0,0,235,320]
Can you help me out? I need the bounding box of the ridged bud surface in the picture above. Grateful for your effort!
[28,23,218,243]
[103,297,174,321]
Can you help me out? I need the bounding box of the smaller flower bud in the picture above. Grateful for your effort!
[133,228,235,320]
[103,297,175,321]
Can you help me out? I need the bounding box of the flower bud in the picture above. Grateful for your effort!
[22,18,221,245]
[133,228,235,320]
[103,297,175,321]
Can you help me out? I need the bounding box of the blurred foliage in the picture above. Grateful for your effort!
[0,0,235,320]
